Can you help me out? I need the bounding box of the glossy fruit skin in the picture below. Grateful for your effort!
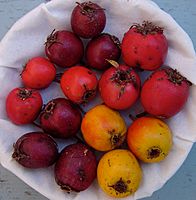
[55,143,97,192]
[21,57,56,89]
[141,68,191,118]
[60,66,98,104]
[122,22,168,70]
[127,117,172,163]
[71,1,106,38]
[6,88,43,125]
[12,132,58,168]
[40,98,82,139]
[97,149,142,198]
[81,104,127,151]
[45,30,84,68]
[99,65,141,110]
[86,33,121,70]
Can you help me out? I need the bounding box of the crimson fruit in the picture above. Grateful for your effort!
[141,67,191,118]
[21,57,56,89]
[99,62,141,110]
[55,143,97,192]
[71,1,106,38]
[6,88,43,125]
[60,66,98,104]
[45,30,84,68]
[12,132,58,168]
[40,98,82,139]
[86,33,121,70]
[122,21,168,70]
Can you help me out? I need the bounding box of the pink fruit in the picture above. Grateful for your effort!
[122,21,168,71]
[86,33,121,70]
[55,143,97,192]
[45,30,84,68]
[40,98,82,139]
[141,67,191,118]
[71,1,106,38]
[12,132,58,168]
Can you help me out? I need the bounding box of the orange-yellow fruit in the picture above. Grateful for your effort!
[97,149,142,198]
[81,104,127,151]
[127,117,172,163]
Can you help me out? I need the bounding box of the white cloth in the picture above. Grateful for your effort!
[0,0,196,200]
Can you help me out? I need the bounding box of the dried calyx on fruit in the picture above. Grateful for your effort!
[122,21,168,70]
[99,60,141,110]
[164,68,192,86]
[45,30,84,67]
[6,88,43,125]
[55,143,97,192]
[141,67,192,118]
[12,132,59,168]
[40,98,82,139]
[71,1,106,38]
[131,21,163,35]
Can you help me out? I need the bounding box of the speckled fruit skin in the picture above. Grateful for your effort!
[141,68,191,118]
[55,143,97,192]
[6,88,43,125]
[71,1,106,39]
[99,64,141,110]
[97,149,142,198]
[45,30,84,68]
[40,98,82,139]
[127,117,172,163]
[21,57,56,89]
[81,104,127,151]
[12,132,58,169]
[122,21,168,70]
[86,33,121,70]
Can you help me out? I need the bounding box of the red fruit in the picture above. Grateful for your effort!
[99,61,141,110]
[21,57,56,89]
[86,33,121,70]
[40,98,82,139]
[6,88,43,125]
[60,66,98,104]
[71,1,106,38]
[141,67,191,118]
[122,21,168,71]
[12,132,58,168]
[55,143,97,192]
[45,30,84,68]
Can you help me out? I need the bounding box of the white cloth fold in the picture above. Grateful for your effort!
[0,0,196,200]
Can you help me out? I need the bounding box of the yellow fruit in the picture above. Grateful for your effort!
[127,117,173,163]
[97,149,142,198]
[81,104,127,151]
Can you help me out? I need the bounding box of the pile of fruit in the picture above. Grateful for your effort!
[5,1,192,198]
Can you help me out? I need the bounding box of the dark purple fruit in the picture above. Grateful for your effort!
[71,1,106,39]
[40,98,82,139]
[45,30,84,68]
[55,143,97,192]
[86,33,121,70]
[12,132,58,168]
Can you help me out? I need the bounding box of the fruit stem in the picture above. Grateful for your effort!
[76,1,105,17]
[106,59,119,68]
